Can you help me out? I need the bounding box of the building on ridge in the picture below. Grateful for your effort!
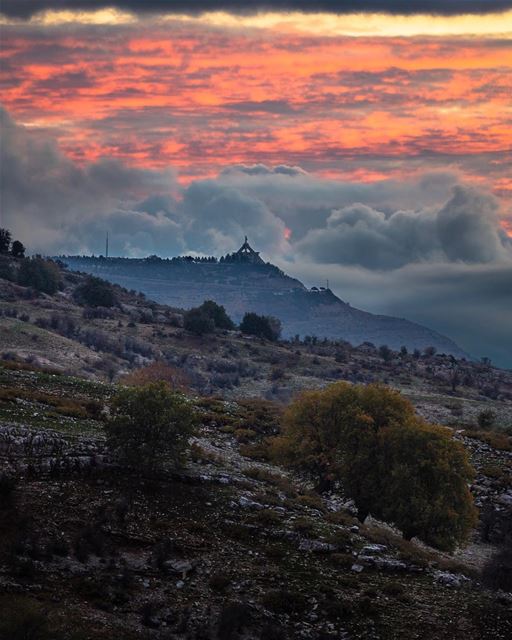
[223,236,265,265]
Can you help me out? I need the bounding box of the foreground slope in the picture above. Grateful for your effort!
[62,254,467,357]
[0,365,511,640]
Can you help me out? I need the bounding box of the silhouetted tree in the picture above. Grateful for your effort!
[379,344,393,362]
[74,276,117,307]
[11,240,25,258]
[240,312,281,341]
[197,300,235,330]
[0,228,11,254]
[184,308,215,336]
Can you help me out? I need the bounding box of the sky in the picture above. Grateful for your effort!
[0,1,511,367]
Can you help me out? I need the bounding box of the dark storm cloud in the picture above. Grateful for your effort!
[296,187,512,269]
[2,1,511,18]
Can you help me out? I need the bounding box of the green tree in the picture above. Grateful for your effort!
[0,228,11,254]
[380,421,477,550]
[272,382,477,550]
[18,257,60,294]
[379,344,393,362]
[74,275,117,307]
[11,240,25,258]
[240,312,281,341]
[105,382,196,475]
[197,300,235,330]
[184,307,215,335]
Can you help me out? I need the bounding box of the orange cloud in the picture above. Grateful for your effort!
[1,21,511,198]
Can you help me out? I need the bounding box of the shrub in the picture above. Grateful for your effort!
[18,257,60,294]
[74,276,117,307]
[105,382,196,475]
[272,382,477,551]
[379,344,393,362]
[11,240,26,258]
[261,590,307,615]
[183,308,215,335]
[119,361,189,391]
[240,312,281,341]
[248,509,283,526]
[0,228,12,253]
[197,300,235,330]
[477,408,497,430]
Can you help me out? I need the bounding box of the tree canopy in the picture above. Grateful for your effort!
[105,382,196,475]
[0,229,12,254]
[18,257,61,294]
[240,312,281,341]
[184,300,235,335]
[272,382,477,551]
[74,275,117,308]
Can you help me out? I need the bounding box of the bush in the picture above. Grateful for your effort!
[119,361,189,391]
[105,382,196,475]
[197,300,235,330]
[0,228,12,253]
[379,344,393,362]
[184,308,215,335]
[18,257,60,294]
[74,276,116,307]
[272,382,477,551]
[477,408,497,430]
[240,312,281,341]
[11,240,25,258]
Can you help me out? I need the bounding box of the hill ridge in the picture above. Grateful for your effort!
[61,252,468,358]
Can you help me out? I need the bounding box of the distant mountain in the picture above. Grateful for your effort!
[61,240,468,357]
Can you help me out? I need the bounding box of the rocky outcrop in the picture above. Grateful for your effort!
[0,423,109,474]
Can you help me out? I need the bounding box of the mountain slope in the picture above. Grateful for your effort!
[62,254,467,357]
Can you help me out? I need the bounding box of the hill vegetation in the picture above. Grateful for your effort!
[0,230,511,639]
[61,251,468,356]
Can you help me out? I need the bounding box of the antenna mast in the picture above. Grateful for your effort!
[105,232,109,259]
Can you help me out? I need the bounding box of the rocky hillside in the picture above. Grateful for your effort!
[1,259,511,639]
[61,254,467,357]
[1,265,511,426]
[0,364,511,640]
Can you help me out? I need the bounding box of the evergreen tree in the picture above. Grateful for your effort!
[0,228,11,254]
[11,240,25,258]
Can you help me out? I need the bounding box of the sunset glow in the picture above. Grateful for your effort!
[1,13,511,204]
[1,1,512,365]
